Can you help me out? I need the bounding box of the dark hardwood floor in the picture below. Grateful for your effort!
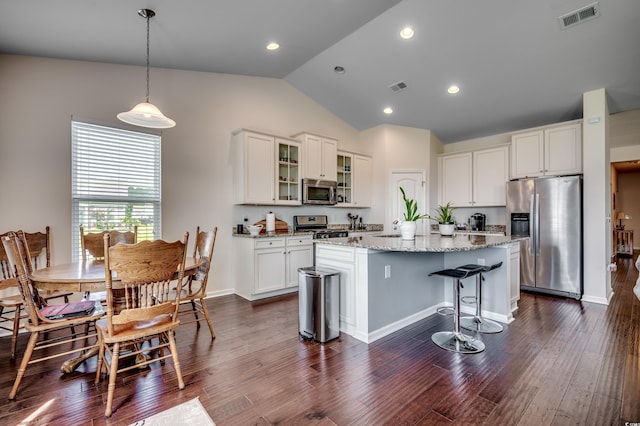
[1,254,639,425]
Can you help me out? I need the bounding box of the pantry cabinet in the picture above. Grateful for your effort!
[232,129,302,205]
[336,151,371,207]
[294,132,337,181]
[439,145,509,207]
[511,121,582,179]
[234,235,313,300]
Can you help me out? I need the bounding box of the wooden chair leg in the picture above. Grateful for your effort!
[9,331,38,399]
[104,342,120,418]
[11,305,22,360]
[95,333,105,385]
[199,299,216,340]
[190,300,200,327]
[167,330,185,390]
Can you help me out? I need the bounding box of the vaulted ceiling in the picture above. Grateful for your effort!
[1,0,639,142]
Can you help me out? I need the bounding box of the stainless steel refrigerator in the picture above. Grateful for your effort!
[506,176,582,299]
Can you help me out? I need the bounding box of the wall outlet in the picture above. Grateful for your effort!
[608,263,617,272]
[477,258,485,266]
[384,265,391,279]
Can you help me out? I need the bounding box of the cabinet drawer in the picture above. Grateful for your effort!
[254,238,285,249]
[286,236,313,247]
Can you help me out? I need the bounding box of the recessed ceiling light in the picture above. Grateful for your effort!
[400,26,415,39]
[447,85,460,94]
[334,66,346,74]
[383,107,393,115]
[266,42,280,51]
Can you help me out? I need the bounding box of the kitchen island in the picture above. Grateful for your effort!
[314,233,527,343]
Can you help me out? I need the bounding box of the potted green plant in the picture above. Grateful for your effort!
[398,187,428,240]
[425,202,456,236]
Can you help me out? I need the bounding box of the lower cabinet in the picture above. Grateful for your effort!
[234,235,313,301]
[509,242,521,314]
[315,244,357,331]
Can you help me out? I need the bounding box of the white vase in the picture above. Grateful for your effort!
[439,223,455,236]
[400,221,417,240]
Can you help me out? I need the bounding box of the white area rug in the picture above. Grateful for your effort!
[129,397,216,426]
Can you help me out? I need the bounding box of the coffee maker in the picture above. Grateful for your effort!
[469,213,486,231]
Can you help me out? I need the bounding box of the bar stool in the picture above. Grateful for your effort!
[429,266,486,354]
[459,262,504,334]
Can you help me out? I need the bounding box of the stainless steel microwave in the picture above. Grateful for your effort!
[302,179,337,205]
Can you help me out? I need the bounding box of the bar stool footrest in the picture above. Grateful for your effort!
[460,316,503,334]
[436,306,454,316]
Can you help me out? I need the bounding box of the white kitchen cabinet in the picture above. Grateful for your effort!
[511,121,582,179]
[439,145,509,207]
[336,151,371,207]
[315,244,357,330]
[294,132,337,181]
[254,238,287,294]
[285,236,314,288]
[232,130,302,205]
[232,130,275,204]
[509,242,520,315]
[276,137,302,205]
[234,235,313,300]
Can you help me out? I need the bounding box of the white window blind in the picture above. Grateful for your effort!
[71,120,161,260]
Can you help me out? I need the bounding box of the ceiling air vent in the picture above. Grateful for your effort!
[559,2,600,30]
[389,81,407,93]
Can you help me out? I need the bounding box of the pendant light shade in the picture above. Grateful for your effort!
[118,9,175,129]
[117,102,176,128]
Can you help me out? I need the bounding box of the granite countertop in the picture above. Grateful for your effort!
[232,223,384,238]
[314,233,527,252]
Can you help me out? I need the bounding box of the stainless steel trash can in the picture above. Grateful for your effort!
[298,266,340,343]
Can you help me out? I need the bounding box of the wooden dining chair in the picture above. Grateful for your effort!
[95,232,188,418]
[0,227,74,359]
[80,225,138,261]
[80,225,137,301]
[1,231,103,400]
[177,226,217,339]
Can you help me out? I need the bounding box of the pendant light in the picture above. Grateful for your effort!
[118,9,176,129]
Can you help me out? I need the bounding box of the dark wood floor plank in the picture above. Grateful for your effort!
[0,253,638,425]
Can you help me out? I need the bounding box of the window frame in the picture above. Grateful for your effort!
[71,119,162,261]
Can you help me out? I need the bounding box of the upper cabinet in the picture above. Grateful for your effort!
[439,145,509,207]
[511,121,582,179]
[276,138,302,205]
[336,151,371,207]
[294,132,338,181]
[232,129,302,205]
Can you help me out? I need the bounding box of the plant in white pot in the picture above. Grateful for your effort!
[426,202,456,236]
[398,187,428,240]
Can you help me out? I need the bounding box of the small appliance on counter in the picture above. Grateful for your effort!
[469,213,486,231]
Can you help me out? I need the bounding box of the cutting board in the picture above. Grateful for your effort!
[254,218,289,234]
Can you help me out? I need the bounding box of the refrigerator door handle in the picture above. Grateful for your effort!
[529,194,536,253]
[534,193,541,256]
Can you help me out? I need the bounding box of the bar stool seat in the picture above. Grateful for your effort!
[458,262,504,334]
[429,266,486,354]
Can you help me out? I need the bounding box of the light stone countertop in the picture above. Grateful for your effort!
[314,233,527,252]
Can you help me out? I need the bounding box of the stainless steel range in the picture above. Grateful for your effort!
[293,215,348,239]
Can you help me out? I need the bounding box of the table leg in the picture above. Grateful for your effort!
[60,346,99,373]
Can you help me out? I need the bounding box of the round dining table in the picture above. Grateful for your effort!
[30,257,202,373]
[31,257,202,292]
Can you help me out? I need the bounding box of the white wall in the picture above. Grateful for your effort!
[0,54,363,296]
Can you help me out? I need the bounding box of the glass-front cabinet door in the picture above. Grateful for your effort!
[336,152,353,205]
[276,138,302,205]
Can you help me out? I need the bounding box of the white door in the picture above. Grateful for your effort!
[389,170,427,234]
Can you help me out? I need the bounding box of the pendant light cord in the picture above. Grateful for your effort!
[145,13,150,103]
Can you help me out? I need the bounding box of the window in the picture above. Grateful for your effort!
[71,120,161,260]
